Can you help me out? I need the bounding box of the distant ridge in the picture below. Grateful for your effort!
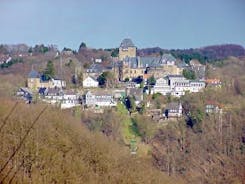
[138,44,245,62]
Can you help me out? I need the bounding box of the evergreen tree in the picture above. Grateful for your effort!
[43,60,55,80]
[79,42,87,50]
[183,69,196,80]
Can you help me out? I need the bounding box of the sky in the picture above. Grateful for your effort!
[0,0,244,50]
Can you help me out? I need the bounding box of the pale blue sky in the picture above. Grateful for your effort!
[0,0,244,50]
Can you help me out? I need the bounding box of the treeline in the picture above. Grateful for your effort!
[0,58,23,69]
[138,44,245,64]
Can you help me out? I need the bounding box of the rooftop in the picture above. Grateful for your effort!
[120,38,136,48]
[166,102,182,110]
[28,69,40,78]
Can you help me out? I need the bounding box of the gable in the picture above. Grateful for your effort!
[84,76,97,83]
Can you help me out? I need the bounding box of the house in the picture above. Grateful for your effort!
[167,75,186,90]
[126,88,143,106]
[86,63,113,78]
[61,91,80,109]
[151,78,171,95]
[41,88,80,109]
[113,89,126,100]
[146,109,162,121]
[27,69,66,91]
[167,75,205,97]
[85,91,117,107]
[164,102,183,119]
[27,69,42,90]
[205,79,222,88]
[95,58,102,63]
[189,81,205,92]
[83,76,99,88]
[190,60,206,80]
[119,38,137,60]
[51,78,66,88]
[205,101,222,114]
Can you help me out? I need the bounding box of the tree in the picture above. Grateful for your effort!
[160,50,163,56]
[147,75,156,94]
[183,69,196,80]
[124,78,130,82]
[111,48,119,57]
[147,75,156,86]
[79,42,87,50]
[97,71,116,88]
[125,96,136,113]
[43,60,55,80]
[97,73,107,87]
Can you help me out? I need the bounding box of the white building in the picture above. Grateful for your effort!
[168,75,186,90]
[172,80,205,97]
[85,91,117,107]
[164,102,183,118]
[151,78,171,95]
[42,89,80,109]
[95,58,102,63]
[83,76,99,88]
[189,81,205,92]
[51,78,66,88]
[151,75,205,97]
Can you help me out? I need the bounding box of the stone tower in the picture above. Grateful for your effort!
[119,38,136,60]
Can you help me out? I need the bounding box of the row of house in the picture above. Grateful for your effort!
[150,75,205,97]
[39,88,80,109]
[16,70,79,109]
[146,100,223,122]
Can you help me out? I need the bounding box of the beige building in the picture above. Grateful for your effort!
[120,55,182,80]
[119,38,136,60]
[27,70,65,91]
[122,67,145,80]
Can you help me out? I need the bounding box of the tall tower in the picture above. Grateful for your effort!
[119,38,136,60]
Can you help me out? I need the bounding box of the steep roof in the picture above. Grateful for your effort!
[161,54,176,62]
[166,102,182,110]
[120,38,135,48]
[84,75,98,82]
[28,69,40,78]
[124,55,176,69]
[139,56,163,68]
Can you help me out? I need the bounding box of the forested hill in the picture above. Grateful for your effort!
[137,44,245,64]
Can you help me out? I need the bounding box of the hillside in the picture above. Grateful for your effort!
[78,57,245,183]
[0,45,245,183]
[0,99,183,184]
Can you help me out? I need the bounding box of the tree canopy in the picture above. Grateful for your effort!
[183,69,196,80]
[79,42,87,50]
[147,75,156,86]
[97,71,116,88]
[43,60,55,80]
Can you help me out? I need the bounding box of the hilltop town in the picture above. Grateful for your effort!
[14,39,222,121]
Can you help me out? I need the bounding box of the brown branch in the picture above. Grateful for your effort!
[0,102,18,133]
[0,106,47,175]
